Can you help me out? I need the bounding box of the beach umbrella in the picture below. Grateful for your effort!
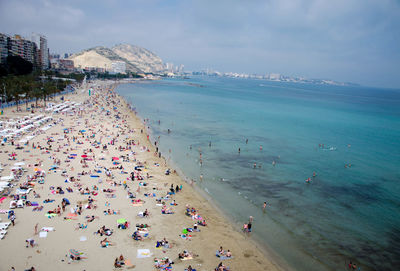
[34,167,43,172]
[11,166,21,170]
[117,218,127,224]
[14,162,25,166]
[112,157,119,160]
[81,155,87,158]
[69,249,80,256]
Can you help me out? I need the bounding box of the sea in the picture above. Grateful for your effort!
[116,76,400,271]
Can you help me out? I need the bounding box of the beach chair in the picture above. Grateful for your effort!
[17,199,24,208]
[0,230,7,239]
[0,222,11,230]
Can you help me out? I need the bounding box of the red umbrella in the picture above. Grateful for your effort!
[81,154,87,158]
[112,157,119,160]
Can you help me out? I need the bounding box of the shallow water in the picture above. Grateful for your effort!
[116,77,400,271]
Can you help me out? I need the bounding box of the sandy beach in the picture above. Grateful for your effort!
[0,80,284,271]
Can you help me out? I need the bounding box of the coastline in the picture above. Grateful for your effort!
[117,83,292,271]
[0,79,285,271]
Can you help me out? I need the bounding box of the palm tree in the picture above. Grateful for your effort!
[5,76,23,111]
[42,81,56,107]
[21,75,38,111]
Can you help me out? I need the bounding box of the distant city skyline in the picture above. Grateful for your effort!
[0,0,399,88]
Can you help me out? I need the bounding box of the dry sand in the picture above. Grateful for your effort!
[0,80,284,271]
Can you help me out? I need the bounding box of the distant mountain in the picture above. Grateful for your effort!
[69,44,165,74]
[112,44,165,73]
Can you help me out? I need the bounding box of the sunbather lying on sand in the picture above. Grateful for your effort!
[26,238,36,248]
[86,215,98,222]
[161,205,174,214]
[216,246,233,258]
[131,230,143,241]
[178,250,197,260]
[215,262,230,271]
[154,257,173,269]
[100,237,115,247]
[156,237,171,248]
[103,209,120,215]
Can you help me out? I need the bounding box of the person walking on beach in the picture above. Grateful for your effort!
[10,213,15,226]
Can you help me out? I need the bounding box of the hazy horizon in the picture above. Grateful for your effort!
[0,0,399,88]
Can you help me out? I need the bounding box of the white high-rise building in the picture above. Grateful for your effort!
[111,61,126,74]
[31,33,49,69]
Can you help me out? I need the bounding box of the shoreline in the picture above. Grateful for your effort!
[115,81,293,271]
[0,79,285,271]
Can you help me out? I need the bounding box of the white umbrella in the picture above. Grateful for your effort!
[14,162,25,166]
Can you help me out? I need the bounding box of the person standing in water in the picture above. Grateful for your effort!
[263,202,267,212]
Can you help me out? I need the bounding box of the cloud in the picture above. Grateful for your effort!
[0,0,399,87]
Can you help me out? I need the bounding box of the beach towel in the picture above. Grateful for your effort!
[124,259,135,269]
[80,236,87,242]
[0,222,11,229]
[216,252,234,260]
[137,249,151,258]
[39,231,48,238]
[41,227,54,232]
[181,256,193,261]
[0,209,9,214]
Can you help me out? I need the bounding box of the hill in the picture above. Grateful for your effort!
[69,44,165,74]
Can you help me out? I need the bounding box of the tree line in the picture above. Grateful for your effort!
[0,55,84,110]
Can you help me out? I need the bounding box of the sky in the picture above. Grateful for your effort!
[0,0,399,88]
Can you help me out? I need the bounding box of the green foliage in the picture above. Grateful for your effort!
[93,71,143,79]
[0,72,74,108]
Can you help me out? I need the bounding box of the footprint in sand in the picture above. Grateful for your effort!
[243,250,254,258]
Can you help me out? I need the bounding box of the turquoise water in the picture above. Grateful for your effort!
[116,77,400,271]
